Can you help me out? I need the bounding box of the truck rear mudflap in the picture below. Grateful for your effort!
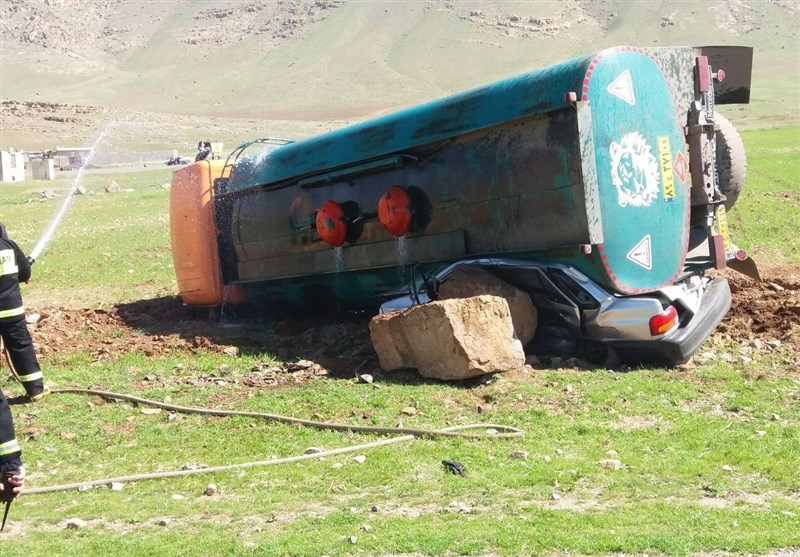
[605,277,731,366]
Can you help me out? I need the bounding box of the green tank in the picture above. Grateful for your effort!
[172,45,753,310]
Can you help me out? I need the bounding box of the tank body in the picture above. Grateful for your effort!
[186,46,751,310]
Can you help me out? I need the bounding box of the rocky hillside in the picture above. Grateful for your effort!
[1,0,798,149]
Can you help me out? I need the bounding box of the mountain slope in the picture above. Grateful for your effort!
[1,0,798,149]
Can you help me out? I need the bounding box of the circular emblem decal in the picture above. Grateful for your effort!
[609,131,660,208]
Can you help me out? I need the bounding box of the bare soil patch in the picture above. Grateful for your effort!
[16,298,379,383]
[718,263,800,356]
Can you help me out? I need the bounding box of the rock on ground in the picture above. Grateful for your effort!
[437,265,538,345]
[369,295,525,381]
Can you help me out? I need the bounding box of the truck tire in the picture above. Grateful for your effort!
[715,112,746,211]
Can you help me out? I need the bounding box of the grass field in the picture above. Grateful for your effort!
[0,167,177,307]
[0,128,797,556]
[729,127,800,263]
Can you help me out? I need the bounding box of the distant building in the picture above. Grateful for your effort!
[32,158,56,180]
[0,149,25,183]
[44,147,93,170]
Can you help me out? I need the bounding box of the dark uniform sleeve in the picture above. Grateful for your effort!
[10,241,31,284]
[0,391,22,472]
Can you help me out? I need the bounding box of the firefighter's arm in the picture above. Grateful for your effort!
[11,241,31,283]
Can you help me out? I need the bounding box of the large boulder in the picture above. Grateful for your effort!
[369,295,525,381]
[437,265,537,346]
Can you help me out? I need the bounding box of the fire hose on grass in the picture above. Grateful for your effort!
[19,388,524,496]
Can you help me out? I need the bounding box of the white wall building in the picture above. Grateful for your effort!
[0,150,26,183]
[32,158,56,180]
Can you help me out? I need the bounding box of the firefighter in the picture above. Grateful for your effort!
[0,222,49,403]
[195,140,212,162]
[0,391,25,499]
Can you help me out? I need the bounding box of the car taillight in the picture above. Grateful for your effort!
[649,305,678,336]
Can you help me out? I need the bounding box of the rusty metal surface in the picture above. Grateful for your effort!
[576,101,604,245]
[229,109,588,281]
[237,231,466,282]
[647,46,696,125]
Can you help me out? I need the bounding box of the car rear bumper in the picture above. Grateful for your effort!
[604,277,732,366]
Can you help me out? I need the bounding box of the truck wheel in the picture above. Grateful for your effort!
[715,112,747,211]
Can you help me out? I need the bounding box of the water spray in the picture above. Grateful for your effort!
[29,122,116,261]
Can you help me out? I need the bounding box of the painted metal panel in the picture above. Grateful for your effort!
[582,47,689,293]
[226,54,593,192]
[170,160,226,306]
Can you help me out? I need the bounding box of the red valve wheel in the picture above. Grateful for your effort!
[378,186,413,237]
[316,200,347,247]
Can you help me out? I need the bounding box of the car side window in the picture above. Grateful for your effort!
[495,267,572,306]
[548,271,600,309]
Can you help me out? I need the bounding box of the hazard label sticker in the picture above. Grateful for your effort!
[714,205,733,259]
[607,70,636,105]
[657,136,676,203]
[673,151,689,184]
[627,235,652,270]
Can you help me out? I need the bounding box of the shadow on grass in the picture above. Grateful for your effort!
[112,295,389,381]
[7,395,33,407]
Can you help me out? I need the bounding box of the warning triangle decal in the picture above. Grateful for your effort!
[607,69,636,105]
[627,235,652,270]
[673,151,689,184]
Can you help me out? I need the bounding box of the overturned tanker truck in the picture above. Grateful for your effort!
[170,45,756,366]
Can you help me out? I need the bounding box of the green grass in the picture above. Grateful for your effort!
[0,167,176,305]
[0,128,797,555]
[2,354,798,556]
[729,126,800,263]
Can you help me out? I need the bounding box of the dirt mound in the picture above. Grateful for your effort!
[455,1,598,39]
[0,0,343,58]
[719,264,800,354]
[712,0,767,35]
[1,99,111,142]
[6,265,798,380]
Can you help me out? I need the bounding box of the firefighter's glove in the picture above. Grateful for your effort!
[0,462,24,501]
[0,475,14,504]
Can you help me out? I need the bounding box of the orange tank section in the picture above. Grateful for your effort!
[170,159,234,306]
